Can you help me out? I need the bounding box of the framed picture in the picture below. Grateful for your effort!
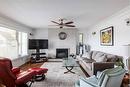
[100,26,114,46]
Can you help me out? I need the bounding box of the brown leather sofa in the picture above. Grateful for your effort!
[77,51,123,76]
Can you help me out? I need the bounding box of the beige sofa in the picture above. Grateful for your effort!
[77,50,123,76]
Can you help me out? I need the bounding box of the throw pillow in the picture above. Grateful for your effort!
[106,54,117,62]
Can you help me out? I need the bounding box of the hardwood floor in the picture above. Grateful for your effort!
[20,62,44,71]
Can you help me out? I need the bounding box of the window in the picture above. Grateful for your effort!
[0,26,28,59]
[0,27,18,58]
[79,33,83,45]
[78,33,84,55]
[18,32,28,56]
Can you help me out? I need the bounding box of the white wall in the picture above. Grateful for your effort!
[0,14,33,67]
[33,28,48,39]
[48,28,78,58]
[83,6,130,66]
[33,28,78,58]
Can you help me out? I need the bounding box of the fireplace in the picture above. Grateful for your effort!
[56,48,68,58]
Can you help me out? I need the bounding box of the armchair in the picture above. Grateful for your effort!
[0,58,36,87]
[75,66,126,87]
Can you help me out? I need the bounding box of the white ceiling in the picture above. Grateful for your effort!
[0,0,129,29]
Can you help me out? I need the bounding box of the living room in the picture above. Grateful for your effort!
[0,0,130,87]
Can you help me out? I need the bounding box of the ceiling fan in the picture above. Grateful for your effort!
[51,18,75,28]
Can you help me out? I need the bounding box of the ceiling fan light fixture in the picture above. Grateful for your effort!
[51,18,75,28]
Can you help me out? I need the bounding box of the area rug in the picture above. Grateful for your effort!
[32,62,85,87]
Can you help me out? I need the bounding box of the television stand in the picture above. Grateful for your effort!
[31,52,47,63]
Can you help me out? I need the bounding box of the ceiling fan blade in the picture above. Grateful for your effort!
[65,25,75,27]
[51,21,60,24]
[65,21,73,24]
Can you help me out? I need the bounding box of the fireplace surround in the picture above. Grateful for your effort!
[56,48,68,58]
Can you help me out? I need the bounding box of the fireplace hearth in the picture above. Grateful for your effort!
[56,48,68,58]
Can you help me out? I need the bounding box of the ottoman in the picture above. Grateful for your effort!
[29,68,48,81]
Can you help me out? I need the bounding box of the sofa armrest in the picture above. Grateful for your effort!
[80,77,99,87]
[92,62,114,75]
[76,56,83,61]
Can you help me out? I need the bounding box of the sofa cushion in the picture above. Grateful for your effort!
[91,51,106,62]
[92,51,105,59]
[106,54,117,62]
[95,54,106,62]
[106,54,116,59]
[91,51,99,59]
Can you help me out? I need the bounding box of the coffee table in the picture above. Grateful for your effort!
[62,57,79,74]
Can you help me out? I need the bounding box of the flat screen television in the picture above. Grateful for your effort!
[29,39,48,49]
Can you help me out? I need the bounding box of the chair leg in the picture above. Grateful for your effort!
[28,78,35,87]
[42,74,45,80]
[34,74,46,81]
[28,82,33,87]
[16,81,34,87]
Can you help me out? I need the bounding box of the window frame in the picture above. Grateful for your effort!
[18,32,28,57]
